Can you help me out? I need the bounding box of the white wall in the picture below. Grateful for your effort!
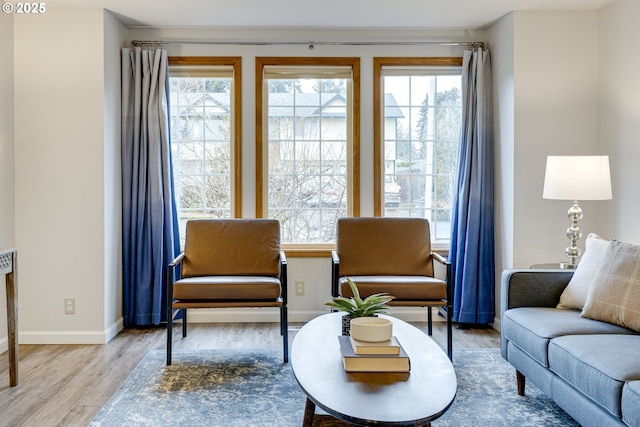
[14,9,125,344]
[487,12,515,329]
[488,11,601,326]
[512,11,601,268]
[103,11,128,341]
[598,0,640,244]
[0,12,15,353]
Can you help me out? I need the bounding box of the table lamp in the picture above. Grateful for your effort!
[542,155,612,269]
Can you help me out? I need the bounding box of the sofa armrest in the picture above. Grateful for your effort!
[500,269,573,360]
[501,269,574,312]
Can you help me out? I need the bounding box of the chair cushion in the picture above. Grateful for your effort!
[502,307,635,367]
[339,276,446,300]
[336,217,433,277]
[548,334,640,418]
[181,219,281,277]
[173,276,282,300]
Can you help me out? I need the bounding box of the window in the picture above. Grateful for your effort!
[256,58,360,247]
[168,57,241,241]
[374,58,462,243]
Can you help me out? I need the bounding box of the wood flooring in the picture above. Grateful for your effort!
[0,321,500,427]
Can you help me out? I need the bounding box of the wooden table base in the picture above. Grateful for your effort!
[303,397,432,427]
[303,398,316,427]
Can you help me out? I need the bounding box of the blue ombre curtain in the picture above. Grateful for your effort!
[448,47,495,324]
[121,47,180,327]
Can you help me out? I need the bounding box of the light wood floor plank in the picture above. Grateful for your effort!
[0,321,499,427]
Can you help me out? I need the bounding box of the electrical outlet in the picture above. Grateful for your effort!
[295,281,305,296]
[64,298,75,314]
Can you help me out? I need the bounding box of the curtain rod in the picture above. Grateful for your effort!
[131,40,485,50]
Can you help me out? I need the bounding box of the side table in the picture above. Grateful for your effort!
[530,262,576,270]
[0,248,18,387]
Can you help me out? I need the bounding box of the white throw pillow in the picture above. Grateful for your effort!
[557,233,610,310]
[581,240,640,332]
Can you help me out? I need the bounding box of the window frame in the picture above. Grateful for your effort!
[256,57,361,255]
[168,56,243,218]
[373,57,462,252]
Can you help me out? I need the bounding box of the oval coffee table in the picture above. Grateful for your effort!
[291,313,456,426]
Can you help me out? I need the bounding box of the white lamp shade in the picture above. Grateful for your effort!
[543,155,612,201]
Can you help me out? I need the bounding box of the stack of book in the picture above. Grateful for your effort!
[338,335,411,372]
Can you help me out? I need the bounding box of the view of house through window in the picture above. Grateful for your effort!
[168,64,236,241]
[167,58,456,247]
[264,66,353,244]
[381,67,462,242]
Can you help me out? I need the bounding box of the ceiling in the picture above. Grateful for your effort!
[49,0,616,29]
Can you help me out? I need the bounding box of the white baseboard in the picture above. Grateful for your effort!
[492,316,501,332]
[105,317,124,342]
[18,317,124,345]
[0,336,7,354]
[19,331,110,345]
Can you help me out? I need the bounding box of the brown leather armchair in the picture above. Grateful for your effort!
[166,219,288,365]
[332,217,453,359]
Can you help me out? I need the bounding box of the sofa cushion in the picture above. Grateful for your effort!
[557,233,610,310]
[503,307,636,367]
[622,381,640,427]
[549,334,640,418]
[581,240,640,332]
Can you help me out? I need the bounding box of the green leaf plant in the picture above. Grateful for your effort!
[325,277,395,317]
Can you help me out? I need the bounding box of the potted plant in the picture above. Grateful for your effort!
[325,278,395,335]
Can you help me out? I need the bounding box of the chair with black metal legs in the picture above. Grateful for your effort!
[166,219,288,365]
[331,217,453,360]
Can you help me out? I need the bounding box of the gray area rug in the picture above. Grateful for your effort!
[89,348,579,427]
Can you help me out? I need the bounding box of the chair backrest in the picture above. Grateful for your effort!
[181,219,281,277]
[336,217,434,277]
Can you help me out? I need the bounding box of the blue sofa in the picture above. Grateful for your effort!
[501,269,640,427]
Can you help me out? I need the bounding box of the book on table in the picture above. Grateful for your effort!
[338,335,410,372]
[349,336,401,355]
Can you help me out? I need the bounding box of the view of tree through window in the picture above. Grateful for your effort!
[382,72,462,241]
[169,72,233,240]
[266,76,349,244]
